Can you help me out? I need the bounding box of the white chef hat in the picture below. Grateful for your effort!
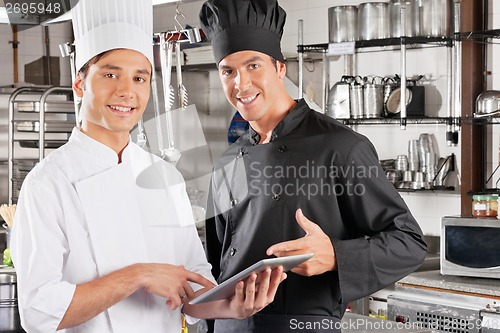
[72,0,154,72]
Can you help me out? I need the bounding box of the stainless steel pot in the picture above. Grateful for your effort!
[328,6,358,43]
[358,2,390,40]
[419,0,453,37]
[0,273,22,333]
[389,0,418,37]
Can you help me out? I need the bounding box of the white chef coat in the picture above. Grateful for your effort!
[11,128,215,333]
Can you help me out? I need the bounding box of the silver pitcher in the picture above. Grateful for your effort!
[326,76,353,119]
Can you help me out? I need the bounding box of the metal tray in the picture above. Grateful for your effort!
[17,101,74,113]
[13,159,38,171]
[18,140,67,149]
[16,121,74,133]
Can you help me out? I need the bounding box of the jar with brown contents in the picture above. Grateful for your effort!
[472,195,498,218]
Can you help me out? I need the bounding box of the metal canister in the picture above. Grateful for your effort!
[358,2,390,40]
[389,0,418,37]
[328,6,358,42]
[350,77,364,119]
[363,76,384,118]
[419,0,453,37]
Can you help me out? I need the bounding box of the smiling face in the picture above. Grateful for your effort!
[218,50,288,125]
[73,49,151,148]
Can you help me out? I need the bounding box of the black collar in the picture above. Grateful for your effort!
[247,99,309,145]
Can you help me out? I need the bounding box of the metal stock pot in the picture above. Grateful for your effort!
[0,272,22,332]
[389,0,419,37]
[419,0,453,37]
[328,6,358,42]
[358,2,390,40]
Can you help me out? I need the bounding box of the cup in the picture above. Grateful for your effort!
[396,155,408,172]
[403,170,413,182]
[415,171,424,182]
[408,140,419,171]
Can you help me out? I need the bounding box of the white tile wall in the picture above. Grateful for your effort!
[0,21,72,86]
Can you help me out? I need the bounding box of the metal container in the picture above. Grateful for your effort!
[475,90,500,117]
[326,76,352,119]
[328,6,358,43]
[419,0,453,37]
[350,79,364,119]
[0,273,22,333]
[389,0,418,37]
[358,2,390,40]
[363,76,383,118]
[2,224,11,249]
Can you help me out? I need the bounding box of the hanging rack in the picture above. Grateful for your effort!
[153,2,201,45]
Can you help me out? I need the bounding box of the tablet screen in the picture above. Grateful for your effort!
[189,253,314,305]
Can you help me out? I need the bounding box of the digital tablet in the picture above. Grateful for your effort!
[189,253,314,305]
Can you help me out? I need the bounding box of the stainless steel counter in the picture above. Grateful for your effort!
[398,269,500,297]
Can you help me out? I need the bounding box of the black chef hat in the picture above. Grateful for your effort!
[199,0,286,64]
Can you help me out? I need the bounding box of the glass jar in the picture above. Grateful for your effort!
[472,195,498,218]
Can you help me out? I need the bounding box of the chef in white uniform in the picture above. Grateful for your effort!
[10,0,285,332]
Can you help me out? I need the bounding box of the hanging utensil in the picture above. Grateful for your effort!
[136,118,147,149]
[159,35,180,165]
[176,42,188,110]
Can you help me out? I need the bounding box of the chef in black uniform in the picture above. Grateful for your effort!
[199,0,427,332]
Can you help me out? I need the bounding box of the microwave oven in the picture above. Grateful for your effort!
[441,216,500,279]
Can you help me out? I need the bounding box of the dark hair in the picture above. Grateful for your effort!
[270,56,278,70]
[216,54,278,70]
[78,50,115,79]
[77,48,153,86]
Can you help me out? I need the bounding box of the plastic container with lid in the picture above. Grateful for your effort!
[472,195,498,218]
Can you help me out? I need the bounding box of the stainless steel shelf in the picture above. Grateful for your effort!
[298,36,453,54]
[459,29,500,41]
[341,117,457,126]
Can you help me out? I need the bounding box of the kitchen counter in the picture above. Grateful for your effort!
[398,270,500,298]
[341,313,431,332]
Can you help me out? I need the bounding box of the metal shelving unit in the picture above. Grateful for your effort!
[7,86,75,204]
[297,34,456,132]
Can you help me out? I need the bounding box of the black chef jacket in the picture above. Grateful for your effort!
[205,99,427,332]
